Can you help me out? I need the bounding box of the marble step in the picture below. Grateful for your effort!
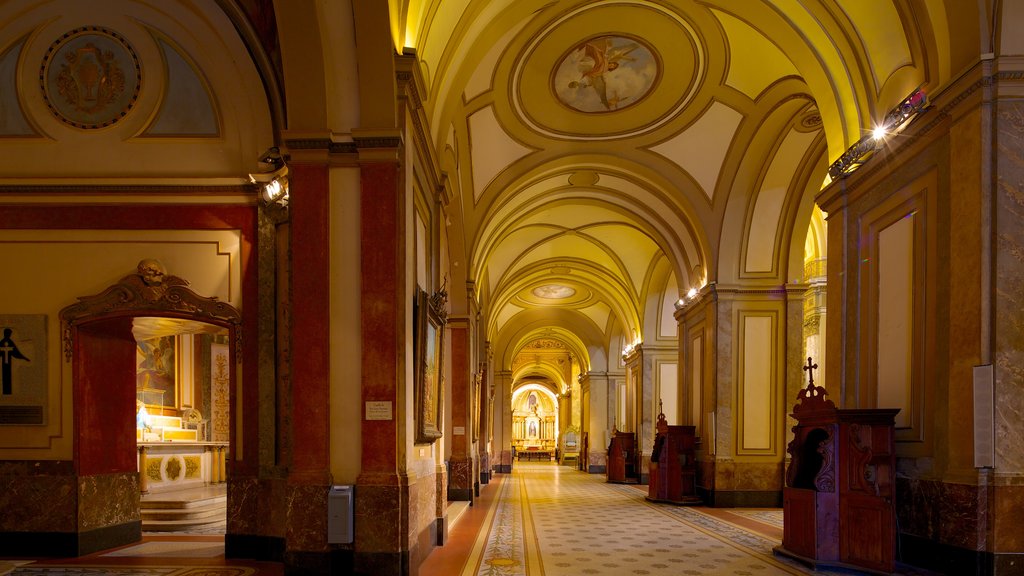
[143,518,227,532]
[142,504,225,521]
[141,494,226,509]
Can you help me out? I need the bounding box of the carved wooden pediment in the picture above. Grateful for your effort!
[59,260,241,361]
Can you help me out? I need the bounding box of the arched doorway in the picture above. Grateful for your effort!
[60,259,240,548]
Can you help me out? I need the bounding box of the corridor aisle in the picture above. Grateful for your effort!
[423,462,831,576]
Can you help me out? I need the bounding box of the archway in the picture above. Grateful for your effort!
[60,260,241,547]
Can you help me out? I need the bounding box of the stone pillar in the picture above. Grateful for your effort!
[478,364,491,485]
[991,60,1024,574]
[284,161,333,571]
[447,317,474,502]
[493,371,514,473]
[583,371,610,473]
[355,152,411,576]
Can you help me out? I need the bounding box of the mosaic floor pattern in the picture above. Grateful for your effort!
[465,463,833,576]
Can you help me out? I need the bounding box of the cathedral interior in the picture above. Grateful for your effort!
[0,1,1022,575]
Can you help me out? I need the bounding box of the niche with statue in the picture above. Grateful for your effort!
[774,359,899,574]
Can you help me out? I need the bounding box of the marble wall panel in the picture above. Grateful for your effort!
[410,471,438,569]
[896,477,943,539]
[588,450,606,468]
[716,301,734,456]
[286,482,329,551]
[78,472,139,531]
[995,100,1024,475]
[938,482,987,551]
[449,457,473,491]
[696,459,715,490]
[896,477,987,551]
[708,459,783,491]
[262,477,289,538]
[0,470,76,531]
[436,466,447,517]
[994,483,1024,551]
[227,476,259,534]
[355,482,401,552]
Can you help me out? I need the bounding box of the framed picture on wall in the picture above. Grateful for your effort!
[136,335,177,412]
[414,287,446,444]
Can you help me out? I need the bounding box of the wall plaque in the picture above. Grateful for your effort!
[365,401,392,421]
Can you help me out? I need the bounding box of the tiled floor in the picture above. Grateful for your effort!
[423,462,945,576]
[424,462,816,576]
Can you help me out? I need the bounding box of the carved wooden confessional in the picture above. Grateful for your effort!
[646,409,699,505]
[606,428,639,484]
[774,358,899,574]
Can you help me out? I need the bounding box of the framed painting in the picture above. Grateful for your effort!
[414,287,446,444]
[136,335,177,411]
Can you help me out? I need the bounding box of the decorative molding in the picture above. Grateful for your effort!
[60,259,242,362]
[0,185,255,195]
[40,27,142,130]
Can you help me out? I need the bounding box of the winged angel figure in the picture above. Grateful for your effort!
[566,37,641,110]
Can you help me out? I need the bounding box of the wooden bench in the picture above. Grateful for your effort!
[518,449,552,461]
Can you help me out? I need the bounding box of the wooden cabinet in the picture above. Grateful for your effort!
[774,366,898,573]
[647,413,700,504]
[606,430,639,484]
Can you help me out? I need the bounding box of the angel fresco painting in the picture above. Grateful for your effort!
[554,35,658,113]
[137,336,176,409]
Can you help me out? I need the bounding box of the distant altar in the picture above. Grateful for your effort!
[136,404,227,493]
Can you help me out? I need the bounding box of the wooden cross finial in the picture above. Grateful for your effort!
[803,356,818,386]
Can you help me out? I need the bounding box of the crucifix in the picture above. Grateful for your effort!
[803,356,818,387]
[1,328,30,395]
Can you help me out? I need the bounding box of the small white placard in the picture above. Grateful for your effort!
[365,401,393,421]
[453,426,465,435]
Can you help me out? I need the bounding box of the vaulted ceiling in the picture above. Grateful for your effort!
[385,0,982,377]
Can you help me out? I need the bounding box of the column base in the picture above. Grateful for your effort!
[0,521,140,557]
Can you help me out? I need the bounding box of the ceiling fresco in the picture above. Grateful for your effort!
[379,0,966,381]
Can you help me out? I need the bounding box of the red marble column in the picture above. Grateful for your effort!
[356,160,409,575]
[284,162,332,559]
[447,318,474,502]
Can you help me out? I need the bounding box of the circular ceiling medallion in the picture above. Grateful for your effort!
[553,35,658,113]
[40,26,141,129]
[512,1,703,140]
[533,284,577,299]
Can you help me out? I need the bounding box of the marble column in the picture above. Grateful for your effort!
[446,317,474,502]
[493,371,514,473]
[355,156,411,576]
[584,371,610,474]
[478,364,491,485]
[283,161,333,571]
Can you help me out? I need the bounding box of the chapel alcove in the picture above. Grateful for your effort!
[511,387,558,461]
[60,260,241,541]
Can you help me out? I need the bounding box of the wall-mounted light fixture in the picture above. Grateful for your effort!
[249,146,289,209]
[828,88,928,180]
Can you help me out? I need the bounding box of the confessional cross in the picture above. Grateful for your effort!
[803,356,818,386]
